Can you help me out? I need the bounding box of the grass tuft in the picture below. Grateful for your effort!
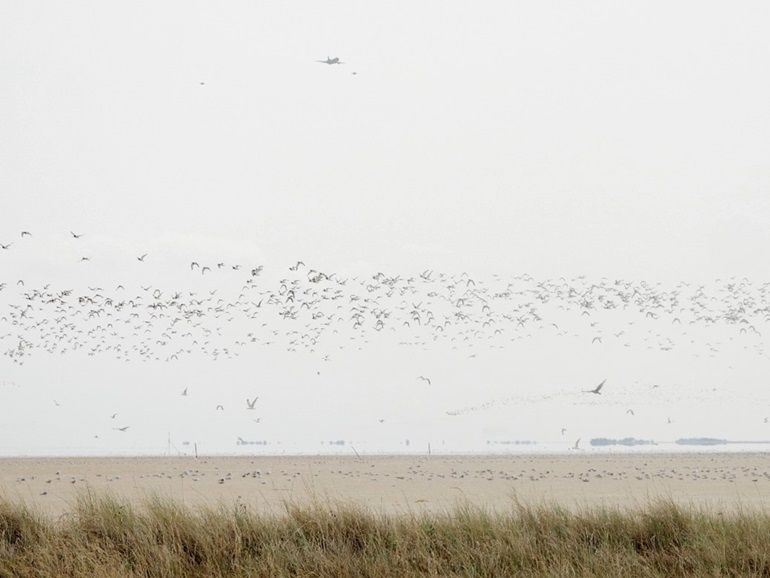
[1,494,770,576]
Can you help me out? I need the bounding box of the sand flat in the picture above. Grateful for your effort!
[2,453,770,515]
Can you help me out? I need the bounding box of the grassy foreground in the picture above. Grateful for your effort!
[2,495,770,577]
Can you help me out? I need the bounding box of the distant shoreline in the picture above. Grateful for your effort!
[3,447,770,460]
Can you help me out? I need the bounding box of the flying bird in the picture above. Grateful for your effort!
[246,396,259,409]
[113,426,130,432]
[181,387,188,396]
[20,231,31,238]
[316,56,343,65]
[417,376,431,385]
[137,254,148,262]
[584,379,606,395]
[70,231,83,239]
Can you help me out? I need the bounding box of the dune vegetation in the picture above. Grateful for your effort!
[2,493,770,577]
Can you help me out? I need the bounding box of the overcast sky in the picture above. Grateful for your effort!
[3,0,770,280]
[2,2,770,455]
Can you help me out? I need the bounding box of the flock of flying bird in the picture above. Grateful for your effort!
[2,229,770,444]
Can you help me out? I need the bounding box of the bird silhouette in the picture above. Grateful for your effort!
[584,379,606,395]
[316,56,343,65]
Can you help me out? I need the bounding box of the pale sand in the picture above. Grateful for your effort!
[2,454,770,516]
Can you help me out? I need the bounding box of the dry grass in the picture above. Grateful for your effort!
[2,493,770,576]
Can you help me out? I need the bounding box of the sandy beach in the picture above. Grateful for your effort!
[3,453,770,515]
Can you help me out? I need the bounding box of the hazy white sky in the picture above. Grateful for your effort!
[2,2,770,456]
[3,0,770,280]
